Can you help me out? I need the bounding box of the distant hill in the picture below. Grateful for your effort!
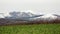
[0,13,60,25]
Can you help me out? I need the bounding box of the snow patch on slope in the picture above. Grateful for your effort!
[41,14,57,19]
[29,14,58,21]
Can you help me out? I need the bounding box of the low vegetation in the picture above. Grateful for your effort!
[0,24,60,34]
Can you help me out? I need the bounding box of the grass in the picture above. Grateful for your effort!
[0,24,60,34]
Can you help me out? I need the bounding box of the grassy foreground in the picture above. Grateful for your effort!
[0,24,60,34]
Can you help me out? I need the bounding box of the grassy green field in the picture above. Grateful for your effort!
[0,24,60,34]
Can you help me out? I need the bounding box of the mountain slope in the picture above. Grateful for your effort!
[30,14,58,21]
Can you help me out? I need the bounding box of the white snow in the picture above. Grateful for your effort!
[41,14,56,18]
[30,14,58,21]
[40,14,57,21]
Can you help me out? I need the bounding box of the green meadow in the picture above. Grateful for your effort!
[0,24,60,34]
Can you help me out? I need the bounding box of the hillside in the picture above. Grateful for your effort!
[0,12,60,25]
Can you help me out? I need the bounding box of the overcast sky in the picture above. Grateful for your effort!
[0,0,60,15]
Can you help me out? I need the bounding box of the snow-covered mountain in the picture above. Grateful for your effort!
[29,14,59,21]
[41,14,57,20]
[4,11,38,21]
[9,11,34,18]
[0,11,60,21]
